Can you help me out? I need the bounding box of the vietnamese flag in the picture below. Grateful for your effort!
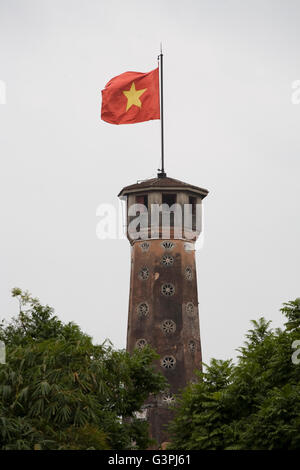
[101,68,160,125]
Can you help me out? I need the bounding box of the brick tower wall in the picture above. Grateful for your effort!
[126,238,202,445]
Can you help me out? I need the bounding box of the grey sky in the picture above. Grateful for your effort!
[0,0,299,363]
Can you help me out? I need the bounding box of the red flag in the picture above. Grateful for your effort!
[101,68,160,125]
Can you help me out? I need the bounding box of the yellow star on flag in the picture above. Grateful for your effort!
[123,82,147,112]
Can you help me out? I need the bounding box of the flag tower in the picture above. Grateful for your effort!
[118,176,208,445]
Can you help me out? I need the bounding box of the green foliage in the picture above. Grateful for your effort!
[281,298,300,332]
[168,301,300,450]
[0,289,166,450]
[167,359,234,450]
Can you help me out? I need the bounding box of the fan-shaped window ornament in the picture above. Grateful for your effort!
[161,241,175,251]
[185,266,193,281]
[136,338,147,349]
[186,302,195,317]
[137,302,149,318]
[138,266,149,280]
[162,393,175,405]
[161,283,175,296]
[188,340,196,353]
[140,242,150,252]
[161,356,176,369]
[161,319,176,335]
[161,255,174,267]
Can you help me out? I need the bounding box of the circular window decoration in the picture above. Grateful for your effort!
[137,302,149,318]
[138,266,149,281]
[186,302,195,317]
[162,393,175,405]
[161,319,176,335]
[185,266,193,281]
[161,255,174,267]
[161,283,175,297]
[136,338,147,349]
[140,242,150,252]
[161,241,174,251]
[161,355,176,369]
[188,340,196,353]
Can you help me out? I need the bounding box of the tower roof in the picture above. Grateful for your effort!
[118,176,209,198]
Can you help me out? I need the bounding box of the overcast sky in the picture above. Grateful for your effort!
[0,0,300,363]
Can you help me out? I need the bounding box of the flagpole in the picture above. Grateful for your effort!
[158,44,166,178]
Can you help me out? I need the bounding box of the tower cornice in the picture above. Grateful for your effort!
[118,176,209,199]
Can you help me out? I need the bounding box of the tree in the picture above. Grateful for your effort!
[168,301,300,450]
[0,289,166,450]
[281,298,300,332]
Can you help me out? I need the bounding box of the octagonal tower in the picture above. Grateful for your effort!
[118,175,208,446]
